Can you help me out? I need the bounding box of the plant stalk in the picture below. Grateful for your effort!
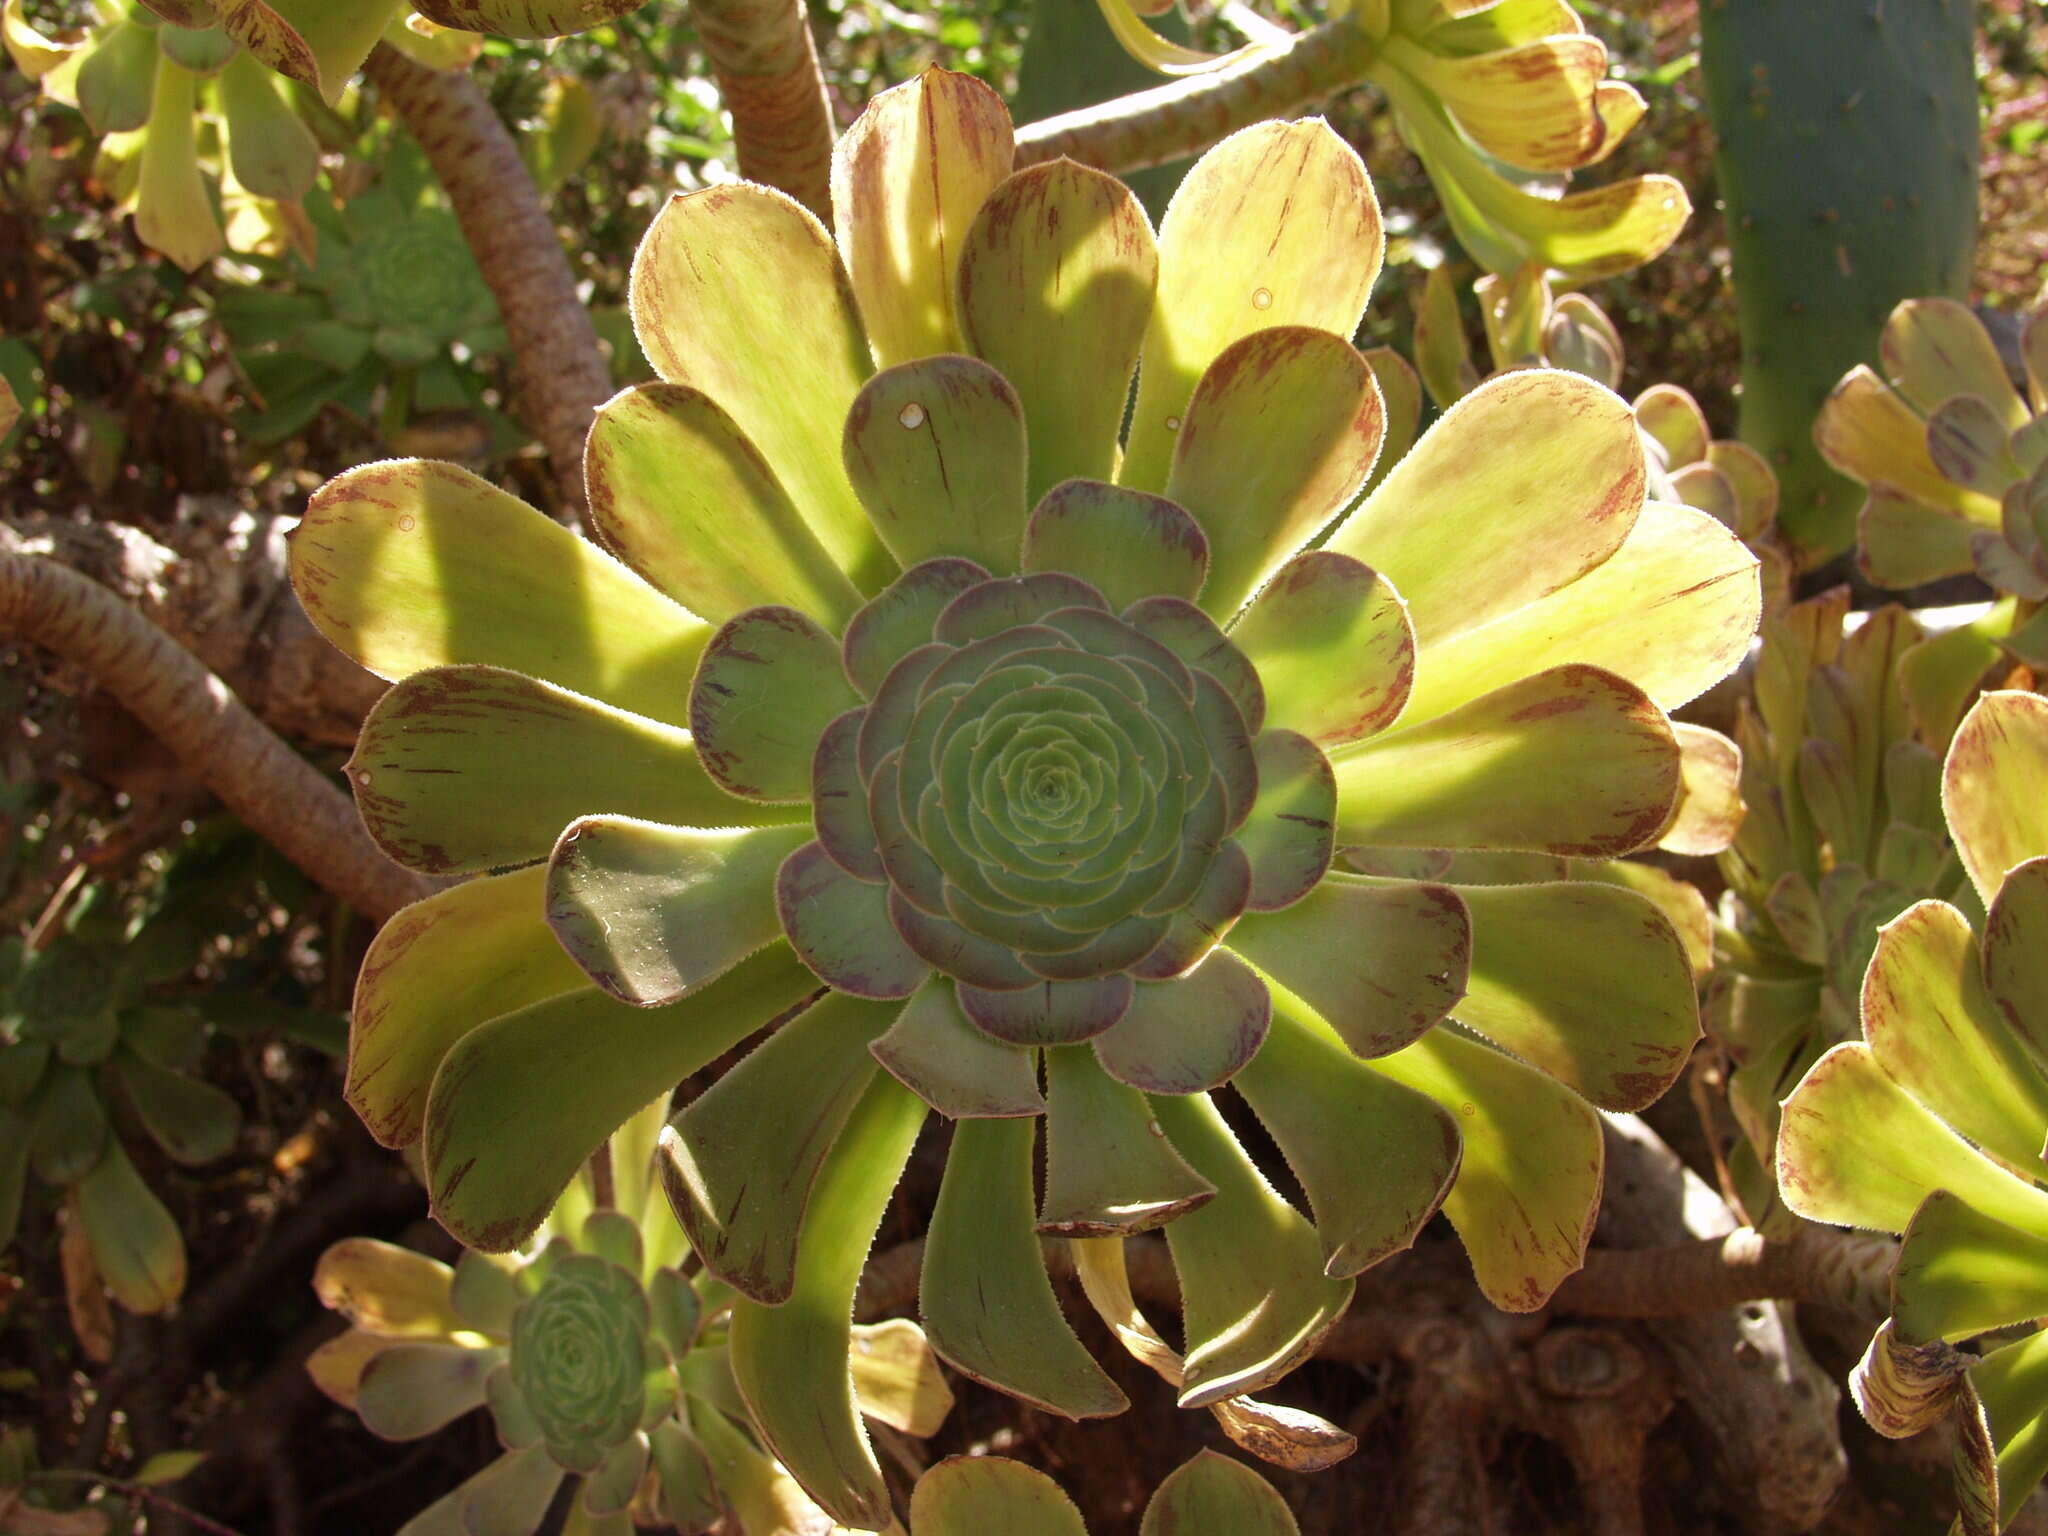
[1552,1222,1897,1326]
[688,0,838,220]
[1012,18,1374,175]
[362,44,613,517]
[0,536,433,923]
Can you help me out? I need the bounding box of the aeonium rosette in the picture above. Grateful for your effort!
[290,68,1760,1528]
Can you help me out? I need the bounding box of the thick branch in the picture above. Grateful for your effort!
[363,45,612,515]
[1013,19,1374,176]
[689,0,836,220]
[1552,1222,1896,1326]
[0,537,432,923]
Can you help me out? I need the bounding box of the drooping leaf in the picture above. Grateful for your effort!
[1139,1451,1300,1536]
[1038,1045,1213,1235]
[921,1114,1128,1418]
[424,947,818,1251]
[909,1456,1089,1536]
[1150,1091,1354,1407]
[659,990,894,1304]
[1368,1027,1601,1311]
[1449,879,1698,1111]
[728,1073,926,1530]
[871,979,1044,1118]
[1234,974,1461,1277]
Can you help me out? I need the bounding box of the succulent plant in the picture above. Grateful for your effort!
[909,1450,1299,1535]
[218,139,506,444]
[1096,0,1691,280]
[1708,588,1968,1209]
[1701,0,1980,565]
[0,887,241,1315]
[4,0,329,269]
[1776,690,2048,1531]
[290,67,1759,1526]
[1815,299,2048,740]
[310,1095,952,1535]
[118,0,642,99]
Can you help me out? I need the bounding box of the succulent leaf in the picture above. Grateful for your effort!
[357,1341,500,1441]
[351,668,777,877]
[1395,501,1760,724]
[910,1455,1090,1535]
[1228,876,1467,1059]
[1860,900,2048,1177]
[349,868,589,1149]
[1230,553,1414,748]
[1945,691,2048,908]
[843,356,1030,574]
[1776,1043,2048,1236]
[831,68,1014,368]
[1019,481,1209,612]
[546,820,811,1007]
[1893,1189,2048,1346]
[73,1140,185,1314]
[1450,879,1699,1112]
[1325,369,1644,647]
[1332,664,1681,856]
[292,460,708,725]
[585,383,866,629]
[1124,119,1382,490]
[1164,328,1386,618]
[1139,1450,1301,1535]
[630,184,887,595]
[958,161,1158,503]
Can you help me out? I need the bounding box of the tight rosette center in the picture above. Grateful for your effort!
[508,1253,649,1473]
[690,557,1293,1048]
